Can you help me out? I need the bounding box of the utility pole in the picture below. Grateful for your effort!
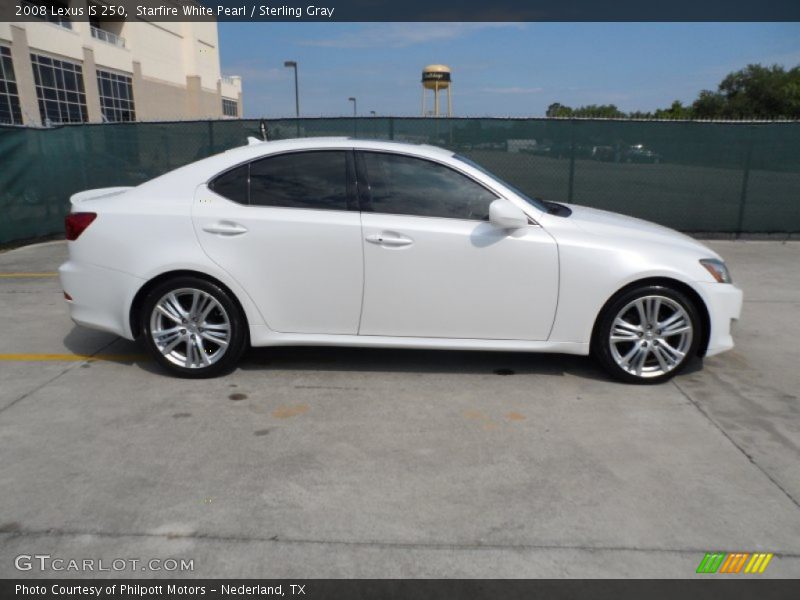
[284,61,300,136]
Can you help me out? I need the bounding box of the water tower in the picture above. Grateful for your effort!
[421,64,452,117]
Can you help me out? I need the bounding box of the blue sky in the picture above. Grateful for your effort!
[218,22,800,118]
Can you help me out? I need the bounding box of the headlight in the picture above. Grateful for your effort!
[700,258,732,284]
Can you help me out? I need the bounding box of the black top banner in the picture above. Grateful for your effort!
[2,0,800,22]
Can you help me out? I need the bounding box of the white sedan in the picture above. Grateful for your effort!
[58,137,742,383]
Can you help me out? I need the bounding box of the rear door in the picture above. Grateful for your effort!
[193,149,364,335]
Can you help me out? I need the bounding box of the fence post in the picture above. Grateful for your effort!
[207,120,215,155]
[80,126,90,189]
[567,119,576,203]
[736,129,754,237]
[389,117,395,140]
[163,129,171,171]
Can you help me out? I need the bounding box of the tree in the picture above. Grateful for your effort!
[691,90,726,119]
[546,62,800,120]
[546,102,572,118]
[653,100,692,120]
[573,104,625,118]
[545,103,624,118]
[703,63,800,119]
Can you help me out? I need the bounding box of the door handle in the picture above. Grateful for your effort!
[202,222,248,236]
[365,232,413,247]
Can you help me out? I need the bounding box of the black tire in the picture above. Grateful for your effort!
[140,276,247,378]
[592,284,702,384]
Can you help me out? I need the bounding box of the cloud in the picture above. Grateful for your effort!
[223,63,284,83]
[299,23,524,49]
[480,86,543,94]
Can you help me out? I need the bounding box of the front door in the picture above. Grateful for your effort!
[356,151,559,340]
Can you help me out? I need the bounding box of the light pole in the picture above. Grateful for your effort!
[348,97,357,136]
[284,60,299,136]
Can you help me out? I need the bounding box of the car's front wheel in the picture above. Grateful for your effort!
[141,276,247,378]
[593,285,701,384]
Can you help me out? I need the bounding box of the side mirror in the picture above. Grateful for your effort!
[489,199,528,230]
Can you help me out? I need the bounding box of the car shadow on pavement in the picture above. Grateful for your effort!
[62,326,703,382]
[61,326,162,372]
[239,346,614,381]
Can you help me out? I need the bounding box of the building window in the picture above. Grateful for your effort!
[31,53,87,125]
[222,98,238,117]
[0,46,23,125]
[97,69,135,122]
[22,1,73,30]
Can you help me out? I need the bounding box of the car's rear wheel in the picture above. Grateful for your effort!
[593,284,701,384]
[141,277,247,378]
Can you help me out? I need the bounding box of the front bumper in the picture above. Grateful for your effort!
[58,260,145,340]
[696,281,743,357]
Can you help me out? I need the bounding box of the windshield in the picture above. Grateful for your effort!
[454,154,548,212]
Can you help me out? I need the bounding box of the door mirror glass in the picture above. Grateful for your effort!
[489,199,528,229]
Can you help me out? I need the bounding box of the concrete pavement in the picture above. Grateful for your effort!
[0,240,798,578]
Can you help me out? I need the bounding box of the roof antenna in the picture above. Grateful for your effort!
[248,119,270,145]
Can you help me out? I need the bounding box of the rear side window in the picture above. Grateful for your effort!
[209,164,248,204]
[359,152,498,220]
[249,151,349,210]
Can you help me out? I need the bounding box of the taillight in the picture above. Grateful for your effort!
[65,212,97,241]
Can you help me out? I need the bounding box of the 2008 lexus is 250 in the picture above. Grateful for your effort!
[59,137,742,383]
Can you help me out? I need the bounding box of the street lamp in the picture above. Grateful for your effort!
[284,60,299,136]
[284,61,299,117]
[348,97,357,136]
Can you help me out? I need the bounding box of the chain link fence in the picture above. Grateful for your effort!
[1,117,799,245]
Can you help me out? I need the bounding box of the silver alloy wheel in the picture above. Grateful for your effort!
[149,288,231,369]
[609,295,693,379]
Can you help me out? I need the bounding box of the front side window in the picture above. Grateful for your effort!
[454,154,548,212]
[0,46,22,125]
[30,53,87,125]
[359,152,498,220]
[97,69,135,122]
[249,151,351,211]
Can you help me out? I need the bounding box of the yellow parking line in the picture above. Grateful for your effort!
[0,353,147,362]
[0,272,58,278]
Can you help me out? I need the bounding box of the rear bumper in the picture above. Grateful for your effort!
[58,260,144,340]
[696,281,743,357]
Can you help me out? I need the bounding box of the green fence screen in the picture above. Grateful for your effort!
[1,117,799,244]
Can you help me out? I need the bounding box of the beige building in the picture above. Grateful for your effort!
[0,1,242,126]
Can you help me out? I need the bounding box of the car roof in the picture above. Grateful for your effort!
[134,137,457,199]
[230,136,455,160]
